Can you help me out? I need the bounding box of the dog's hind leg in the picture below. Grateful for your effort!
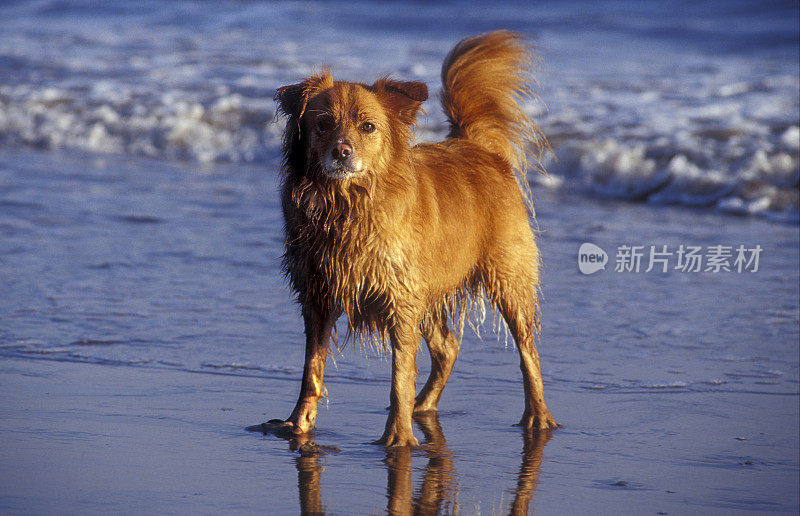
[489,253,558,431]
[500,289,557,430]
[414,313,460,413]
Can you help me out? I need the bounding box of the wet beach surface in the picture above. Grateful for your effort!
[1,150,797,514]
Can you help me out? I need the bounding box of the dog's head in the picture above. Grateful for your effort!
[275,72,427,182]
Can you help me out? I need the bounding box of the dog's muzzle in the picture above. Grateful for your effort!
[323,140,362,179]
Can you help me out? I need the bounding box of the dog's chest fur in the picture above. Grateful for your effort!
[284,177,412,331]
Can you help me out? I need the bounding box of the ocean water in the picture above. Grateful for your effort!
[1,1,799,514]
[0,0,798,220]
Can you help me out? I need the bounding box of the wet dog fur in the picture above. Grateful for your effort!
[262,30,558,446]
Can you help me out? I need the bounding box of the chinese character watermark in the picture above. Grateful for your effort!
[579,243,762,275]
[614,245,644,273]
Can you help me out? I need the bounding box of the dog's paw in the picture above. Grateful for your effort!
[412,401,438,414]
[372,431,419,448]
[246,419,308,437]
[516,412,561,431]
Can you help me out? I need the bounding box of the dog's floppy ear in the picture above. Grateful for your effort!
[275,72,334,120]
[374,78,428,124]
[275,83,308,119]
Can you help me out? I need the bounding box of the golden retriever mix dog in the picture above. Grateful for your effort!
[254,30,557,446]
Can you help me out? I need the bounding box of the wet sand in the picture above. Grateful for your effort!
[1,350,797,514]
[1,151,798,514]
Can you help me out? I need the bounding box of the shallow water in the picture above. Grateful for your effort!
[1,150,797,514]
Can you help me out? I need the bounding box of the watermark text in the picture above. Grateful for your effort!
[578,243,762,274]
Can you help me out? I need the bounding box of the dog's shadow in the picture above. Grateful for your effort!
[250,413,552,514]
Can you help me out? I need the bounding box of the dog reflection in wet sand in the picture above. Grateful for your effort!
[289,414,552,515]
[251,30,558,446]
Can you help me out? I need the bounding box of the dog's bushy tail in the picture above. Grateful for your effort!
[440,30,548,203]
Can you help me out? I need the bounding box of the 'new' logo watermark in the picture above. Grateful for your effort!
[578,243,608,275]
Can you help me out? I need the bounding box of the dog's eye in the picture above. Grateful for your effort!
[359,121,376,133]
[315,117,335,133]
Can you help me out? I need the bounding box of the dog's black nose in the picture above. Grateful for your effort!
[332,142,352,160]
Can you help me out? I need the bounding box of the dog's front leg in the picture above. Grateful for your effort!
[283,303,338,434]
[375,322,420,447]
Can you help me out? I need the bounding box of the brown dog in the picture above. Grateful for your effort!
[261,30,557,446]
